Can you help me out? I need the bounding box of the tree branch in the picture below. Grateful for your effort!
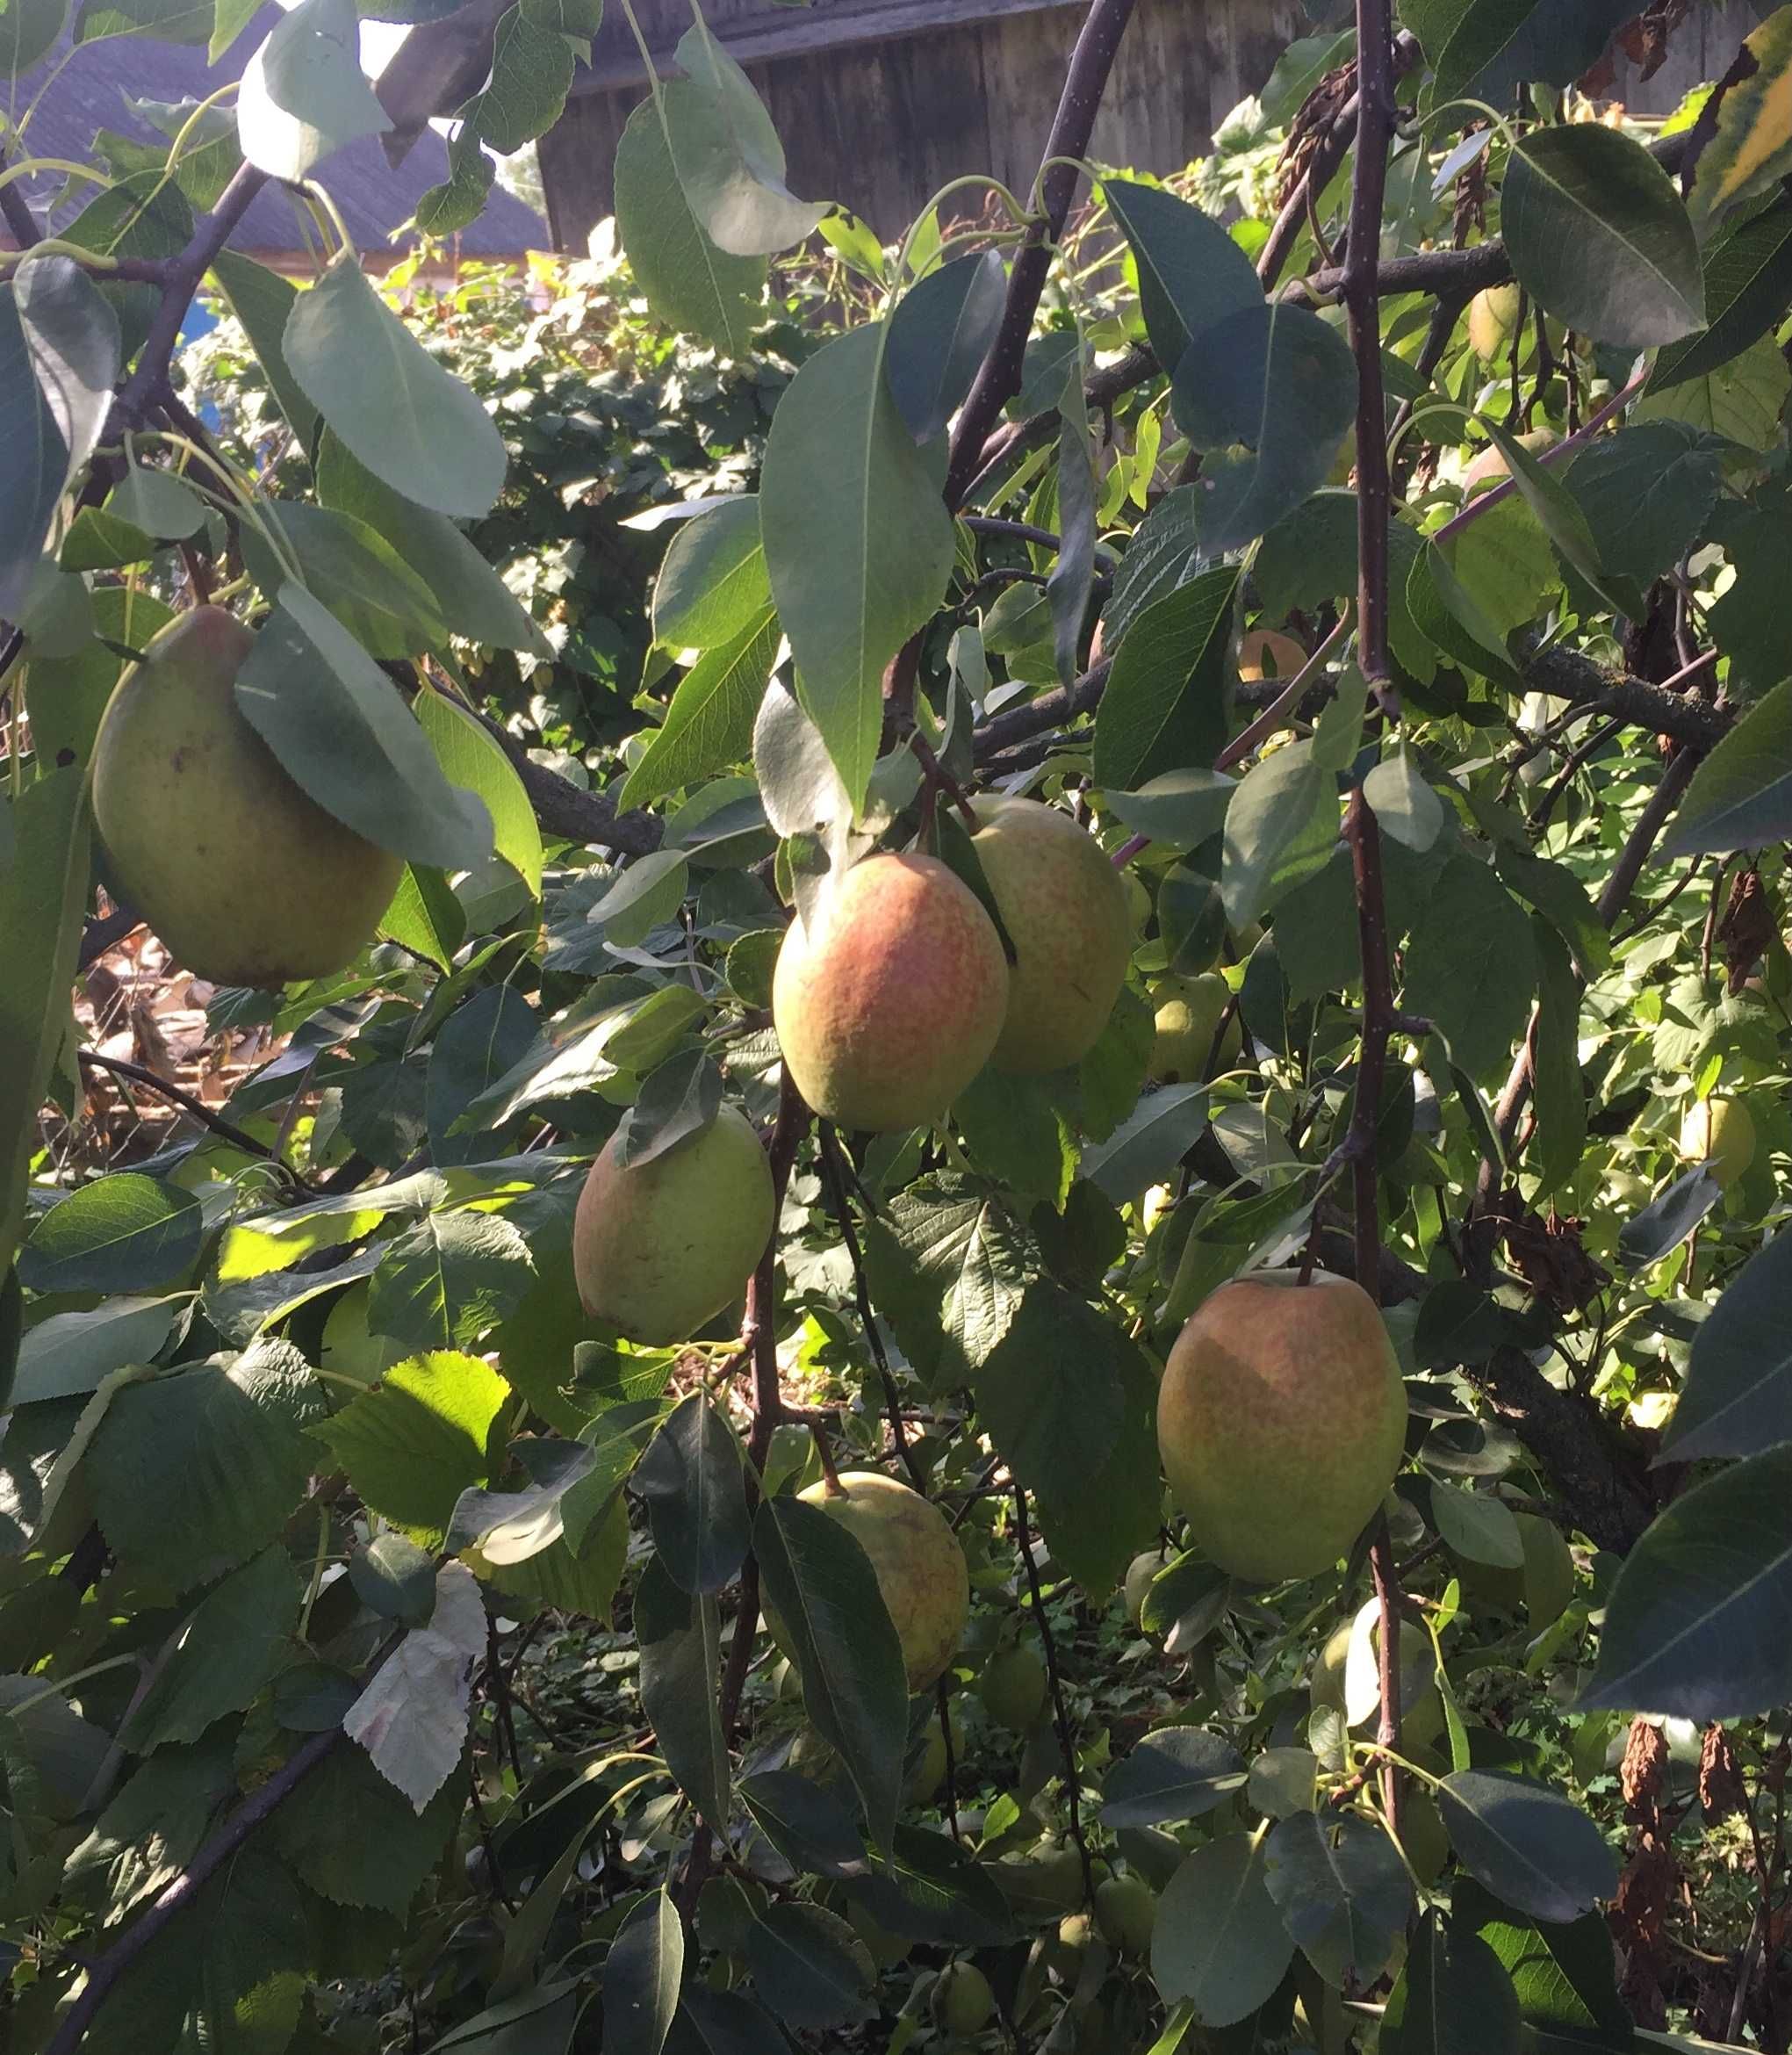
[1011,1483,1095,1904]
[479,715,665,856]
[942,0,1141,511]
[76,1049,313,1191]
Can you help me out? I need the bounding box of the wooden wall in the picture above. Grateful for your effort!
[537,0,1307,253]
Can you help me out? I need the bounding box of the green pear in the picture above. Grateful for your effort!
[1311,1601,1442,1747]
[1122,1551,1161,1628]
[969,797,1131,1073]
[1680,1094,1755,1188]
[572,1106,774,1345]
[771,1470,969,1693]
[1157,1271,1408,1583]
[1147,972,1241,1083]
[1094,1874,1156,1956]
[90,607,402,986]
[931,1961,996,2037]
[1463,426,1558,497]
[1467,282,1522,361]
[773,853,1009,1130]
[978,1643,1047,1729]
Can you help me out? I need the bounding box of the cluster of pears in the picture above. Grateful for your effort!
[90,609,403,988]
[1156,1269,1408,1583]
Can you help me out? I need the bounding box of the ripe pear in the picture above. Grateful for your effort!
[1157,1271,1408,1583]
[1467,282,1522,361]
[1239,629,1307,682]
[1094,1874,1157,1956]
[979,1643,1047,1729]
[932,1961,996,2037]
[772,853,1009,1130]
[1680,1095,1755,1189]
[1463,426,1558,498]
[90,607,402,986]
[572,1105,774,1345]
[776,1470,969,1692]
[970,797,1131,1073]
[1148,972,1241,1083]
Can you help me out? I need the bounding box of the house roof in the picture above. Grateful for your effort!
[4,11,545,260]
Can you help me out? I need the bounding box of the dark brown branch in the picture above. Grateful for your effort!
[942,0,1141,510]
[1011,1482,1095,1904]
[46,1727,342,2055]
[76,1049,313,1192]
[0,141,44,250]
[479,714,665,856]
[971,658,1109,761]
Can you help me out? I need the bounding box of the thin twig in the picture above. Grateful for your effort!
[1011,1483,1094,1905]
[76,1049,313,1192]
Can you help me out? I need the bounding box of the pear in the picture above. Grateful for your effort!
[1463,426,1559,498]
[978,1643,1047,1729]
[572,1105,774,1345]
[772,853,1009,1130]
[90,607,402,986]
[1094,1874,1157,1955]
[932,1961,996,2037]
[1122,1550,1161,1627]
[1148,972,1241,1083]
[1157,1270,1408,1583]
[1467,282,1522,361]
[1680,1095,1755,1189]
[772,1470,969,1692]
[969,797,1131,1072]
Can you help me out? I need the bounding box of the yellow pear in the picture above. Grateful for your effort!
[970,797,1131,1073]
[572,1106,774,1345]
[1148,972,1241,1082]
[1463,426,1559,498]
[775,1471,969,1693]
[1157,1271,1408,1583]
[1680,1095,1755,1188]
[1467,282,1522,361]
[90,607,402,986]
[773,853,1009,1130]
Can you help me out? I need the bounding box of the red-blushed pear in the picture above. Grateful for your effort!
[774,1469,969,1692]
[572,1105,774,1345]
[969,796,1131,1072]
[772,852,1009,1130]
[90,607,403,987]
[1156,1270,1408,1583]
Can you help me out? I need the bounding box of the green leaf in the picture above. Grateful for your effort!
[283,251,507,516]
[1093,565,1239,792]
[1103,484,1202,648]
[381,864,466,973]
[427,987,543,1164]
[1103,767,1236,850]
[414,691,543,897]
[351,1531,439,1626]
[1153,1831,1295,2027]
[11,1294,181,1406]
[59,168,191,361]
[1100,1727,1246,1827]
[1618,1164,1722,1271]
[666,18,824,256]
[1048,340,1098,686]
[1406,535,1521,686]
[1220,738,1337,931]
[75,0,207,39]
[754,1496,909,1854]
[343,1560,486,1807]
[276,1741,462,1913]
[456,8,574,155]
[1263,1812,1413,1987]
[1655,199,1792,390]
[234,584,493,871]
[126,1547,302,1750]
[1685,7,1792,231]
[1562,422,1724,587]
[953,1067,1075,1208]
[637,1556,731,1836]
[1476,418,1640,616]
[1079,1082,1208,1202]
[1430,1482,1524,1568]
[1382,1910,1523,2055]
[315,433,551,656]
[652,497,770,651]
[613,1051,724,1171]
[1664,676,1792,856]
[1638,328,1791,449]
[63,1735,234,1919]
[1661,1229,1792,1461]
[210,250,320,451]
[90,1340,327,1589]
[241,501,446,659]
[975,1280,1126,1507]
[1431,0,1539,102]
[860,1177,1028,1393]
[633,1392,750,1595]
[1529,917,1584,1202]
[1364,749,1445,852]
[1171,301,1358,552]
[1402,853,1537,1079]
[759,321,954,811]
[885,250,1006,443]
[620,613,781,811]
[2,0,69,72]
[1502,124,1705,346]
[614,90,765,353]
[367,1209,536,1354]
[1582,1443,1792,1719]
[1,292,70,621]
[236,0,391,180]
[743,1902,874,2030]
[313,1349,508,1534]
[108,462,205,541]
[18,1173,200,1294]
[1436,1770,1618,1923]
[1104,177,1262,373]
[1452,1877,1633,2048]
[606,1890,687,2055]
